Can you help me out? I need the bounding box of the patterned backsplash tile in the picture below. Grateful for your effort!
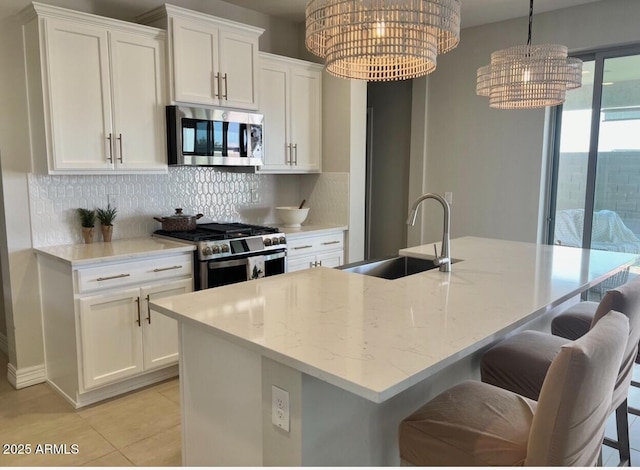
[28,168,349,246]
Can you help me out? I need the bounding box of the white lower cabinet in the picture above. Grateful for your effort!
[79,278,190,390]
[37,248,193,408]
[287,231,345,273]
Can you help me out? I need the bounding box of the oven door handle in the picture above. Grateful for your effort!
[207,251,286,270]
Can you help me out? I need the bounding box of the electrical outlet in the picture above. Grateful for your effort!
[251,189,259,203]
[107,194,118,208]
[271,385,290,432]
[444,192,453,205]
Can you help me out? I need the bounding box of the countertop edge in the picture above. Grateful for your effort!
[279,224,347,238]
[34,238,195,266]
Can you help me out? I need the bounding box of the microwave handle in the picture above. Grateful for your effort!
[240,124,248,157]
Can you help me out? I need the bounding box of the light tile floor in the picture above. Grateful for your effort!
[0,351,638,466]
[0,352,180,466]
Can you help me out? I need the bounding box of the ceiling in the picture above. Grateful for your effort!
[217,0,603,28]
[0,0,603,27]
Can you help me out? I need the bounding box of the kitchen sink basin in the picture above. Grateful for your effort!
[338,256,459,280]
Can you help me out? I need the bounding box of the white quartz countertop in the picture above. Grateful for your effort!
[34,237,195,266]
[150,236,636,403]
[278,224,347,237]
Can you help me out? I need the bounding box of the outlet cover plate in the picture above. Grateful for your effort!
[271,385,290,432]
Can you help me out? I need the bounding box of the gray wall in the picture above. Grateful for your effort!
[367,81,412,258]
[420,0,640,245]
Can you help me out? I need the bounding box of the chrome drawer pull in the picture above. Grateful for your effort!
[294,245,313,250]
[322,241,341,245]
[96,273,130,281]
[106,133,113,163]
[117,133,123,163]
[135,297,141,327]
[153,265,183,272]
[145,295,152,324]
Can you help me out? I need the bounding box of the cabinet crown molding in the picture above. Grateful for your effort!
[136,3,265,36]
[19,2,165,39]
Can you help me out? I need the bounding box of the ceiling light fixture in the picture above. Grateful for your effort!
[476,0,583,109]
[305,0,461,82]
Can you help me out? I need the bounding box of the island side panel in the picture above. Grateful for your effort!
[179,322,263,466]
[261,357,303,466]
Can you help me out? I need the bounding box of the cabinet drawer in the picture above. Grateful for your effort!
[76,253,192,294]
[287,232,344,256]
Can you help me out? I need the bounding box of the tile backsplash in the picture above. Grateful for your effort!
[28,168,348,247]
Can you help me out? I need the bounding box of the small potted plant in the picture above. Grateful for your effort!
[96,203,117,242]
[77,208,96,244]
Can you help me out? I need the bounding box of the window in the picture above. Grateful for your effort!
[549,46,640,297]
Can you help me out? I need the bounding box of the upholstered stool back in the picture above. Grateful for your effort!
[525,311,629,466]
[590,276,640,406]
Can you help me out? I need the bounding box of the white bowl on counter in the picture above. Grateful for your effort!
[276,206,309,228]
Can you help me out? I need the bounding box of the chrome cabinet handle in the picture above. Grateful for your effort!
[293,245,313,250]
[293,144,298,165]
[287,143,292,165]
[96,273,130,281]
[153,265,182,272]
[318,260,322,266]
[145,294,151,324]
[106,133,113,163]
[223,73,228,99]
[322,241,341,245]
[214,72,221,99]
[135,297,141,327]
[117,133,123,163]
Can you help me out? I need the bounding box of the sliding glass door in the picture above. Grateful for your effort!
[549,46,640,296]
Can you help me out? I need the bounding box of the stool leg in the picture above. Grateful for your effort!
[615,400,631,467]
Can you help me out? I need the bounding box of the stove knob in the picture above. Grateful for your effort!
[212,245,221,254]
[221,244,230,253]
[264,237,272,246]
[202,245,212,256]
[279,236,286,245]
[272,237,280,245]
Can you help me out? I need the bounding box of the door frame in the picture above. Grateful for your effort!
[547,43,640,247]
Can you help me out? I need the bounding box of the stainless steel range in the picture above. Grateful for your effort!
[154,222,286,290]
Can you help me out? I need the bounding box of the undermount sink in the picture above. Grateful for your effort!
[338,256,459,280]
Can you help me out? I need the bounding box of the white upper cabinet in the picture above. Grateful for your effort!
[138,5,263,110]
[258,53,322,174]
[21,4,167,174]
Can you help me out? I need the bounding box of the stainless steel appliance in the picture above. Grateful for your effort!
[166,105,263,167]
[154,222,286,290]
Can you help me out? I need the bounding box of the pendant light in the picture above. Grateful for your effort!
[476,0,583,109]
[305,0,461,82]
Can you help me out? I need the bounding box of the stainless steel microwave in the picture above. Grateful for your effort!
[166,105,263,167]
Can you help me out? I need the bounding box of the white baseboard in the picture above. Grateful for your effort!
[0,332,7,356]
[7,362,47,389]
[50,365,179,409]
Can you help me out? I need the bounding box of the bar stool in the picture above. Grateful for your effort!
[480,277,640,466]
[398,311,629,466]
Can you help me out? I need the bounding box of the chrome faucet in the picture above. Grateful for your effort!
[406,193,451,272]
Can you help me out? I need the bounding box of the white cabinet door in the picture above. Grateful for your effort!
[290,67,322,172]
[110,30,166,171]
[44,18,113,171]
[287,254,317,273]
[218,29,259,110]
[172,17,219,105]
[79,288,144,390]
[171,18,258,109]
[141,279,192,370]
[316,251,344,268]
[259,61,290,171]
[258,54,322,174]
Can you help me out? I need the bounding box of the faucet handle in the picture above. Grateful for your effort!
[433,244,441,265]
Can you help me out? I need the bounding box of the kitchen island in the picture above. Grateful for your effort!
[150,237,637,466]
